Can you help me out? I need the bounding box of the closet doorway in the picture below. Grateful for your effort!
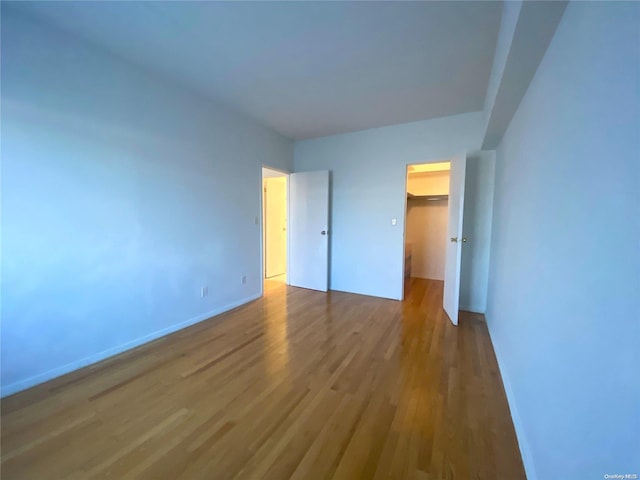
[262,167,288,284]
[404,161,451,296]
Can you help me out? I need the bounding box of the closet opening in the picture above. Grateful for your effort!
[403,161,451,297]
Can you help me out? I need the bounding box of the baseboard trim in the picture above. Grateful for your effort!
[1,293,262,398]
[459,304,485,314]
[485,314,536,480]
[329,287,401,301]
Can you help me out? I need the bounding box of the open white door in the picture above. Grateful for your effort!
[289,171,329,292]
[443,153,467,325]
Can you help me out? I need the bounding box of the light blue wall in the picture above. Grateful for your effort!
[460,151,495,313]
[486,3,640,479]
[1,9,293,395]
[294,113,483,300]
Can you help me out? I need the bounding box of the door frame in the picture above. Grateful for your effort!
[260,165,290,297]
[401,158,454,300]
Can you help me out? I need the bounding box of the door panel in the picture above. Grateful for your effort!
[443,154,467,325]
[289,171,330,292]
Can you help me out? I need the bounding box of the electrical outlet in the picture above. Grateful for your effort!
[201,286,208,298]
[241,275,247,285]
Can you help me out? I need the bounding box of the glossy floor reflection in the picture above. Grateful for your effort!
[1,278,525,479]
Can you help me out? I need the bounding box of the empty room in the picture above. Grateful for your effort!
[1,2,638,480]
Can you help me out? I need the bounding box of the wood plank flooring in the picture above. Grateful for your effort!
[1,278,526,479]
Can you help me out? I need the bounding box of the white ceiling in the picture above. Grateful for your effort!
[12,1,502,140]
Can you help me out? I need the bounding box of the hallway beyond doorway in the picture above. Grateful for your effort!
[262,167,288,283]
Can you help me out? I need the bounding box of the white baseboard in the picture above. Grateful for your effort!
[459,304,485,314]
[1,293,261,398]
[485,315,536,480]
[330,287,401,301]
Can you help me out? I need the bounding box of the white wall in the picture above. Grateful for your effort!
[0,9,293,395]
[459,152,495,313]
[294,113,483,300]
[406,199,448,280]
[486,3,639,479]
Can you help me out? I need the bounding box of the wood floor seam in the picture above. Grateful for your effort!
[1,278,525,480]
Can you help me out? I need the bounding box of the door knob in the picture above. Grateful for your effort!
[450,237,458,243]
[462,237,467,243]
[321,230,327,235]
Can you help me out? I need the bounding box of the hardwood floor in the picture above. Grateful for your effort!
[1,278,526,479]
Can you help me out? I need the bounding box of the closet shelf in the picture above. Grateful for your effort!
[407,193,448,201]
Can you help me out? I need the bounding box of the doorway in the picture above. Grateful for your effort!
[403,161,451,297]
[262,167,288,285]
